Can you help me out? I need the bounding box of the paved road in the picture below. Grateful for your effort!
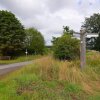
[0,61,33,75]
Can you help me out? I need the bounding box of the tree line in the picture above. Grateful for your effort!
[0,10,100,60]
[0,10,45,57]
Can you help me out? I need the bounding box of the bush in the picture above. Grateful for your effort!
[52,34,80,60]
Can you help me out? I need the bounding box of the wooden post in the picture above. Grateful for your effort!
[80,28,86,69]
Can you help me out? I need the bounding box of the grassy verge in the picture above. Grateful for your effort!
[0,52,100,100]
[0,55,41,65]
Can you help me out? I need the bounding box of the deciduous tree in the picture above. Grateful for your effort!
[0,10,26,56]
[25,28,45,54]
[83,13,100,50]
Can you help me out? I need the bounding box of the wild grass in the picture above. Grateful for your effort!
[0,51,100,100]
[0,55,41,65]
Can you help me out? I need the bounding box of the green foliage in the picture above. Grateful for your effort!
[84,13,100,33]
[0,10,26,56]
[44,46,53,55]
[88,95,100,100]
[94,36,100,51]
[64,83,82,93]
[63,26,74,36]
[25,28,45,54]
[86,37,97,50]
[83,13,100,51]
[52,34,80,60]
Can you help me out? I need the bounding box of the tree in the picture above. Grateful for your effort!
[83,13,100,33]
[25,28,45,54]
[0,10,26,56]
[63,26,74,36]
[83,13,100,51]
[52,33,80,60]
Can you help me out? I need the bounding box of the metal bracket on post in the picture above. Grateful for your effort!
[80,28,86,69]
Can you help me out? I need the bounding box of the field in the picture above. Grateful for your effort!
[0,51,100,100]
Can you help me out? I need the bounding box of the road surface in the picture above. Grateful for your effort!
[0,61,33,75]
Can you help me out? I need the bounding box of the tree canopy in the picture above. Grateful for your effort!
[0,10,26,56]
[83,13,100,51]
[83,13,100,33]
[25,28,45,54]
[63,26,74,36]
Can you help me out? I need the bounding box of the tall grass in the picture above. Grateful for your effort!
[26,56,99,93]
[7,55,98,94]
[0,51,100,100]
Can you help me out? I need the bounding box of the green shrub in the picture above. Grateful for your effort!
[52,34,80,60]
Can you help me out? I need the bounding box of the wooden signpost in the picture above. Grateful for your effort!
[80,28,86,69]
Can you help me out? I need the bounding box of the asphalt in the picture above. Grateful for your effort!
[0,61,33,75]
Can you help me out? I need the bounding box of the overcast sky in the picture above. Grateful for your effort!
[0,0,100,45]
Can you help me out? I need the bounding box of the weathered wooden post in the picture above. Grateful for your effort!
[80,28,86,69]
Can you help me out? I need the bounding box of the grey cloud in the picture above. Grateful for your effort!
[45,0,78,13]
[77,0,100,16]
[0,0,100,45]
[0,0,47,19]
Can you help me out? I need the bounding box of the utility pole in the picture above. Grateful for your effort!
[80,28,86,69]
